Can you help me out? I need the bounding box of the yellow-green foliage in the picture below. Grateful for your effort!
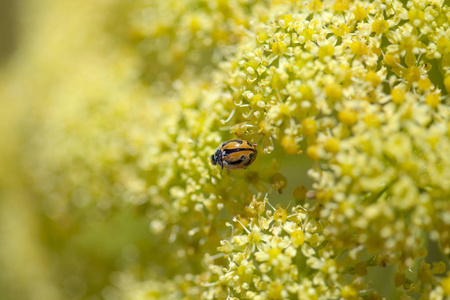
[1,0,450,299]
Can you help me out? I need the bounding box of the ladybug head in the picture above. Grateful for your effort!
[211,148,222,167]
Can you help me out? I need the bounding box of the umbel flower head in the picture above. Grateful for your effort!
[1,0,450,300]
[119,0,450,298]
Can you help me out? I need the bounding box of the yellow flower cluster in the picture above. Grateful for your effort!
[119,0,450,298]
[2,0,450,299]
[201,196,344,299]
[126,0,280,84]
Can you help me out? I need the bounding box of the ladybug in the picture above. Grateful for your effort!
[211,139,257,170]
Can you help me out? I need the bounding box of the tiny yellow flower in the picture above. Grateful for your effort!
[325,83,342,100]
[384,52,400,66]
[372,20,389,35]
[365,71,381,87]
[280,15,293,28]
[318,45,335,60]
[350,41,368,56]
[405,66,421,83]
[302,118,317,135]
[341,285,358,299]
[299,84,314,101]
[268,281,283,299]
[417,77,431,90]
[408,9,425,27]
[308,0,323,11]
[271,72,287,89]
[353,6,367,21]
[268,248,282,261]
[338,109,358,126]
[437,36,450,55]
[281,135,299,155]
[300,28,315,42]
[272,41,287,55]
[333,0,350,12]
[248,230,262,245]
[257,30,269,43]
[273,206,288,222]
[250,93,265,107]
[332,23,349,37]
[290,229,305,247]
[324,137,340,153]
[391,88,405,104]
[237,264,253,283]
[306,145,320,160]
[364,114,380,127]
[425,93,440,108]
[316,190,332,201]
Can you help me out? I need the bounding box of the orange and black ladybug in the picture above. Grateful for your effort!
[211,139,257,170]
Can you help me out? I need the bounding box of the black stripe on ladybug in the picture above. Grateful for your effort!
[211,139,258,170]
[222,148,257,155]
